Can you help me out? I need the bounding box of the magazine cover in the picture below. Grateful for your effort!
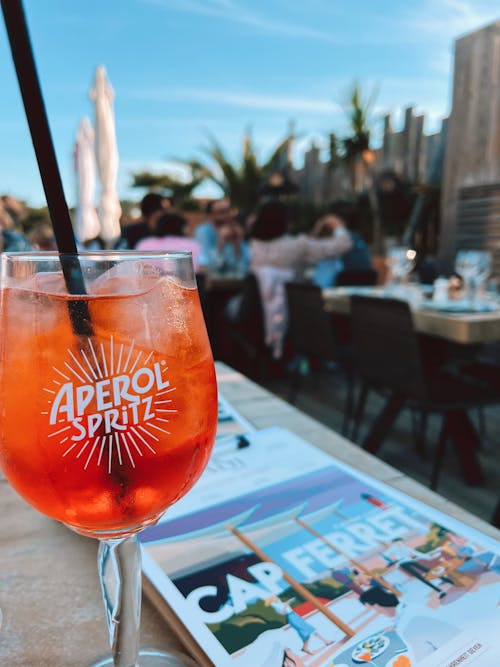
[140,427,500,667]
[215,392,255,446]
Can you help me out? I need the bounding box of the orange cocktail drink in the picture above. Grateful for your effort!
[0,256,217,538]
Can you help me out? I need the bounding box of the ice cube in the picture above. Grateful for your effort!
[89,259,163,297]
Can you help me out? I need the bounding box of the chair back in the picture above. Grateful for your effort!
[350,295,428,401]
[336,268,378,286]
[226,272,266,349]
[286,282,336,361]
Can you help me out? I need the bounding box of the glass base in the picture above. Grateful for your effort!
[92,647,199,667]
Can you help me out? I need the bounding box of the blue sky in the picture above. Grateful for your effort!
[0,0,498,207]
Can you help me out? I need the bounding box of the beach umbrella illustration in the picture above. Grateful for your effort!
[73,117,100,243]
[90,66,122,246]
[146,507,258,543]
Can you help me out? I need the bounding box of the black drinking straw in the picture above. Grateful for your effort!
[1,0,93,336]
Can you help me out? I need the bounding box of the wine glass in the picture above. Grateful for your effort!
[385,246,417,296]
[455,249,492,306]
[0,251,217,666]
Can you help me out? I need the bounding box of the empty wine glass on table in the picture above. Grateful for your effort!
[455,249,492,307]
[0,251,218,667]
[385,246,417,296]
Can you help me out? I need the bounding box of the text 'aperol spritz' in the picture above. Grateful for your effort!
[0,258,217,538]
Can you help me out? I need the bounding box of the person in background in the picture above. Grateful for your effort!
[27,222,57,250]
[135,212,202,271]
[0,205,33,252]
[122,192,171,249]
[312,200,372,288]
[0,228,33,252]
[208,215,250,277]
[195,198,249,275]
[195,198,231,256]
[249,200,352,358]
[250,200,352,272]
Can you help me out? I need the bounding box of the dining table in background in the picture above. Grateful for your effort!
[1,362,499,665]
[322,286,500,345]
[322,285,500,486]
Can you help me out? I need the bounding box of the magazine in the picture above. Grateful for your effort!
[140,426,500,667]
[215,392,255,447]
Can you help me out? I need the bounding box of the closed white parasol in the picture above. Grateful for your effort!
[74,117,100,244]
[90,66,122,246]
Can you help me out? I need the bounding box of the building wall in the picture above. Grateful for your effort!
[439,20,500,268]
[291,106,446,206]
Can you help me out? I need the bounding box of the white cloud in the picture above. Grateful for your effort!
[141,0,337,43]
[124,86,339,115]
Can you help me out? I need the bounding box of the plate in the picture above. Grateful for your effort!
[352,632,390,663]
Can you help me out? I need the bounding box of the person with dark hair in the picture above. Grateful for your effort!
[250,200,352,268]
[27,222,56,250]
[121,192,171,249]
[249,200,352,358]
[141,193,168,219]
[135,212,202,270]
[312,200,372,288]
[359,586,400,613]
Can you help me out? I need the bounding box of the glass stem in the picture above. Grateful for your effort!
[98,536,141,667]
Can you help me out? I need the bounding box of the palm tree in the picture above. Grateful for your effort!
[341,80,377,192]
[340,81,384,252]
[131,162,211,207]
[180,128,295,214]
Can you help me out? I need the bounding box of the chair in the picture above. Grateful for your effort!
[223,272,270,379]
[336,268,378,286]
[349,295,498,489]
[285,282,354,435]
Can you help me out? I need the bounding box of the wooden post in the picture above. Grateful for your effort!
[227,524,355,638]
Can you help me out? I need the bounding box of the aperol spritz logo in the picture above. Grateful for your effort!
[42,337,177,472]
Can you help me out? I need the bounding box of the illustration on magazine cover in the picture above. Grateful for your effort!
[140,428,499,667]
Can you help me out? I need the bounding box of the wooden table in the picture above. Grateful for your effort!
[323,286,500,344]
[1,362,498,666]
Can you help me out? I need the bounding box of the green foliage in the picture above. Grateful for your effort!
[208,600,283,654]
[20,206,51,234]
[208,576,349,655]
[177,129,295,215]
[280,577,349,604]
[131,162,211,207]
[340,80,377,160]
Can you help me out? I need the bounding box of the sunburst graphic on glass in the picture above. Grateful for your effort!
[42,336,179,474]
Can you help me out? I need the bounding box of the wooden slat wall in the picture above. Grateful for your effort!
[455,183,500,277]
[439,21,500,269]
